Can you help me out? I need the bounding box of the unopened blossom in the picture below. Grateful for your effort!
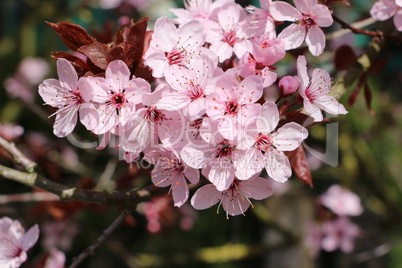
[270,0,333,56]
[0,217,39,268]
[191,176,273,217]
[237,101,308,181]
[320,185,363,216]
[279,75,300,96]
[370,0,402,31]
[38,58,93,137]
[144,16,208,78]
[145,148,199,207]
[85,59,151,135]
[321,217,360,253]
[207,2,253,62]
[296,55,347,122]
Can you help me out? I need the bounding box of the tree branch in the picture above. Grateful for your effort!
[332,14,402,42]
[0,136,36,172]
[69,209,131,268]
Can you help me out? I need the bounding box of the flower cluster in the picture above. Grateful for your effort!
[39,0,348,217]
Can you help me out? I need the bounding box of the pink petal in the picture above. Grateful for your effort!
[191,184,221,210]
[238,75,263,104]
[310,4,333,27]
[278,23,306,50]
[22,224,39,251]
[180,143,209,169]
[296,55,310,90]
[270,1,302,21]
[125,77,151,104]
[273,122,308,151]
[261,68,278,88]
[145,52,169,78]
[257,101,279,133]
[79,103,99,133]
[57,58,78,91]
[209,41,233,62]
[221,191,251,216]
[177,20,205,50]
[105,60,130,92]
[184,166,200,184]
[235,148,264,180]
[309,68,331,96]
[370,1,396,21]
[293,0,316,14]
[77,78,93,102]
[153,16,178,52]
[171,176,189,207]
[394,9,402,31]
[85,77,110,103]
[314,95,348,115]
[240,176,273,200]
[303,99,323,122]
[208,159,235,191]
[53,108,78,137]
[305,25,326,56]
[264,150,292,182]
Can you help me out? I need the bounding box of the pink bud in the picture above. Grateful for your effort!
[279,76,299,96]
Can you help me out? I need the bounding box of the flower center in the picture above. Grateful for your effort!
[166,48,185,66]
[145,107,165,123]
[215,139,234,158]
[255,134,274,152]
[188,82,205,101]
[300,16,316,28]
[111,92,126,107]
[224,100,240,116]
[223,31,237,47]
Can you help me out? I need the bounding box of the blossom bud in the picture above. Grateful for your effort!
[279,76,299,96]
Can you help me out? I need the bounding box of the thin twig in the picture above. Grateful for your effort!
[0,192,59,204]
[69,209,131,268]
[326,17,377,41]
[332,14,402,42]
[0,136,36,172]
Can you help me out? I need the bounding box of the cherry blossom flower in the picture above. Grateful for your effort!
[270,0,333,56]
[144,16,208,78]
[207,2,253,62]
[244,0,276,37]
[44,248,65,268]
[191,176,273,217]
[85,59,151,135]
[38,58,93,137]
[320,185,363,216]
[0,217,39,268]
[296,55,347,122]
[370,0,402,31]
[303,222,323,258]
[205,74,263,140]
[237,101,308,182]
[321,217,360,253]
[145,147,199,207]
[163,55,217,117]
[0,124,24,141]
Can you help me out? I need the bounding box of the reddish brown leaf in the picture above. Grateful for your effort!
[368,56,389,74]
[334,45,356,71]
[34,253,50,268]
[364,80,375,116]
[51,51,90,76]
[78,42,109,70]
[348,73,366,106]
[46,21,95,51]
[286,145,313,188]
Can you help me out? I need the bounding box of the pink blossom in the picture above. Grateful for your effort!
[85,60,151,135]
[296,55,347,122]
[44,248,65,268]
[191,176,273,217]
[370,0,402,31]
[0,124,24,141]
[205,75,263,140]
[320,185,363,216]
[321,217,360,253]
[236,101,308,181]
[207,2,253,62]
[244,0,276,37]
[163,55,217,117]
[145,148,199,207]
[270,0,333,56]
[303,222,322,258]
[144,16,207,78]
[38,58,93,137]
[0,217,39,268]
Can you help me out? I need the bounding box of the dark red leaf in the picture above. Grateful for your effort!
[368,56,389,74]
[286,145,313,188]
[51,51,90,76]
[34,253,50,268]
[334,45,356,71]
[46,21,95,51]
[78,42,110,70]
[348,73,366,106]
[364,80,375,116]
